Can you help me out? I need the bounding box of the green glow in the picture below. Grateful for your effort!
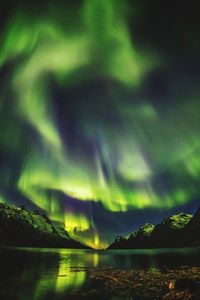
[30,249,91,299]
[56,258,85,293]
[64,213,90,233]
[0,195,4,203]
[83,0,147,86]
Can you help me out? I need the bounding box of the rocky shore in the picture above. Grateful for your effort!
[72,266,200,299]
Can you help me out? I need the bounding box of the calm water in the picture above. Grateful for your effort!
[0,247,200,300]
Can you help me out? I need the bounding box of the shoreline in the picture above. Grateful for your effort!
[71,266,200,299]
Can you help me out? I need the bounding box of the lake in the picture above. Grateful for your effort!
[0,247,200,300]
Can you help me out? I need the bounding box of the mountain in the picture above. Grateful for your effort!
[148,212,193,248]
[0,203,88,248]
[108,211,194,249]
[110,223,155,249]
[184,206,200,246]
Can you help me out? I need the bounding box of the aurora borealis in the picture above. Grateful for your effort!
[0,0,200,248]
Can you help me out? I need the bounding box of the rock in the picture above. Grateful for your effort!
[174,278,197,292]
[163,290,191,300]
[85,267,200,299]
[163,278,198,299]
[89,277,105,289]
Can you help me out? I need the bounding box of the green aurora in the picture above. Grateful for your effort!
[0,0,200,248]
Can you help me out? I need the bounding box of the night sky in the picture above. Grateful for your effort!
[0,0,200,248]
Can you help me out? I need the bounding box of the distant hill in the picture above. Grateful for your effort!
[108,209,200,249]
[0,203,88,248]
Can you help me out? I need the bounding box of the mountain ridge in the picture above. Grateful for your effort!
[0,203,88,248]
[108,209,200,249]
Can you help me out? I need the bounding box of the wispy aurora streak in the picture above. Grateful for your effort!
[0,0,200,247]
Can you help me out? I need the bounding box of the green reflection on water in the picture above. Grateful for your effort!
[1,248,100,300]
[30,248,99,299]
[55,257,85,293]
[1,247,200,300]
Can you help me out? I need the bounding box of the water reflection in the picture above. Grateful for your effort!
[0,248,99,300]
[0,247,200,300]
[55,255,85,294]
